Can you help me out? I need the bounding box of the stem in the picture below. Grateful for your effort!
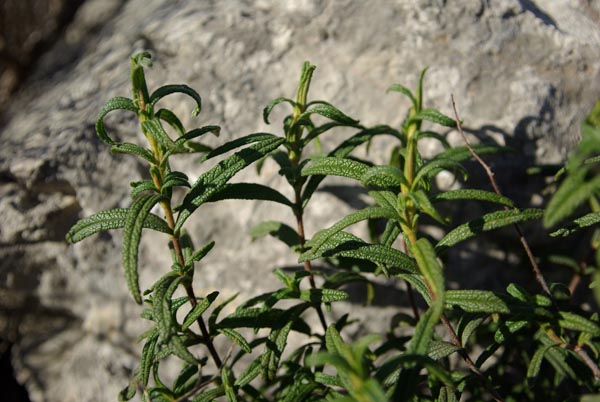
[294,186,328,332]
[162,200,223,368]
[450,95,552,297]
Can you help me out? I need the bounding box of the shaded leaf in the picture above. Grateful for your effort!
[207,183,292,206]
[250,221,301,249]
[445,290,510,314]
[150,84,202,117]
[436,209,544,253]
[431,189,515,207]
[96,96,139,145]
[111,143,157,164]
[263,97,296,124]
[182,291,219,331]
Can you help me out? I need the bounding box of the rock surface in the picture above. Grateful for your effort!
[1,0,600,401]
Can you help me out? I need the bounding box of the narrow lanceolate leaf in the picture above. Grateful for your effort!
[434,144,510,162]
[325,325,346,354]
[186,241,216,265]
[299,288,348,303]
[436,208,544,253]
[155,108,185,135]
[207,183,292,206]
[527,343,557,385]
[550,211,600,237]
[123,194,165,304]
[431,189,515,208]
[182,291,219,331]
[409,306,442,354]
[96,96,139,145]
[176,125,221,144]
[263,97,296,124]
[445,290,511,314]
[545,172,600,227]
[221,366,238,402]
[111,143,157,164]
[191,387,225,402]
[387,83,417,107]
[169,335,197,365]
[361,166,408,189]
[250,221,301,249]
[140,330,159,386]
[301,157,370,181]
[150,84,202,117]
[309,207,399,252]
[428,340,461,360]
[409,238,444,300]
[142,118,182,152]
[412,158,466,188]
[294,102,360,127]
[218,328,252,353]
[234,358,262,387]
[299,231,363,262]
[410,190,448,224]
[558,311,600,335]
[66,208,171,243]
[200,133,278,162]
[408,108,457,128]
[175,136,284,232]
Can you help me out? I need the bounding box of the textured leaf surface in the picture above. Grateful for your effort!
[436,208,544,253]
[66,208,171,243]
[200,133,278,162]
[96,96,138,145]
[550,211,600,237]
[175,136,284,232]
[432,189,515,207]
[409,108,456,127]
[150,84,202,117]
[302,156,370,181]
[263,97,296,124]
[182,291,218,331]
[110,143,157,164]
[527,343,556,385]
[123,194,164,304]
[387,83,417,106]
[445,290,510,313]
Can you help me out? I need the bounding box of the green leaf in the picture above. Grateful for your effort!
[418,130,451,149]
[408,108,456,128]
[219,307,310,334]
[309,207,399,253]
[185,241,216,265]
[527,343,557,385]
[175,136,285,232]
[162,171,190,191]
[302,156,370,181]
[142,118,182,152]
[110,143,157,164]
[182,291,219,331]
[545,171,600,227]
[550,211,600,237]
[410,238,444,299]
[150,84,202,117]
[413,158,466,188]
[173,364,199,395]
[493,320,528,343]
[293,102,359,128]
[235,358,262,387]
[140,330,159,386]
[303,121,347,145]
[436,208,544,253]
[434,144,510,163]
[176,125,221,145]
[169,334,197,365]
[118,381,137,402]
[207,183,292,206]
[387,83,417,107]
[428,340,461,360]
[218,328,252,353]
[299,288,349,303]
[263,97,296,124]
[558,311,600,335]
[432,189,515,207]
[96,96,139,145]
[191,387,225,402]
[155,108,185,135]
[123,194,164,303]
[250,221,301,249]
[66,208,171,243]
[410,190,448,224]
[445,290,511,314]
[200,133,279,162]
[361,165,408,189]
[307,240,417,274]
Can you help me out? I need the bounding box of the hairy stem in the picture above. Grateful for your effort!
[450,95,552,297]
[163,202,223,368]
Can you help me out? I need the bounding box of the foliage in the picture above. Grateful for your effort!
[67,53,600,401]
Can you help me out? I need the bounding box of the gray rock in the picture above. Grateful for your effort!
[1,0,600,400]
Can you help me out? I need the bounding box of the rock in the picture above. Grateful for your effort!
[1,0,600,401]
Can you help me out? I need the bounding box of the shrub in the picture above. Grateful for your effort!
[67,52,600,401]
